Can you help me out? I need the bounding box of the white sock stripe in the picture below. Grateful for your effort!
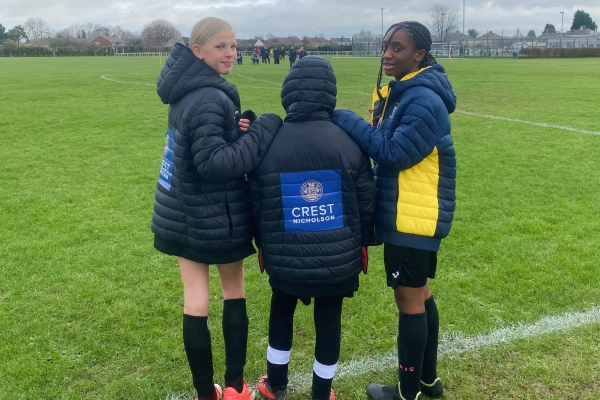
[267,346,291,365]
[313,360,338,379]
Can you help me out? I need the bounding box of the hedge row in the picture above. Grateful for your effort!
[520,47,600,58]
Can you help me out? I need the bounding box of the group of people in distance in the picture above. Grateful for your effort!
[244,46,307,68]
[152,15,456,400]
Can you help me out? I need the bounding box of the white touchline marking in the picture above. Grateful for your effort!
[101,75,154,86]
[162,306,600,399]
[284,306,600,393]
[233,73,281,86]
[456,110,600,136]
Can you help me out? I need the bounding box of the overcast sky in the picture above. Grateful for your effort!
[1,0,599,39]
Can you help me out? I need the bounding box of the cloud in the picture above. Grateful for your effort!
[0,0,598,38]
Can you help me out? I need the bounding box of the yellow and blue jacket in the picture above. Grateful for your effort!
[332,64,456,251]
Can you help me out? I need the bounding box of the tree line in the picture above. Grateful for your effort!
[0,7,596,54]
[0,18,181,53]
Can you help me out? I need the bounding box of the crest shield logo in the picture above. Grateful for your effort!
[301,180,323,202]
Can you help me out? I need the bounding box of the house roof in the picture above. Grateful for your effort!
[330,37,352,43]
[450,31,470,41]
[88,35,123,44]
[30,38,51,47]
[304,37,330,44]
[477,31,503,39]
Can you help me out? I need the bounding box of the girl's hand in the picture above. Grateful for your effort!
[238,118,251,132]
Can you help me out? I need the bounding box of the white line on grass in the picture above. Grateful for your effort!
[456,110,600,136]
[100,75,154,86]
[233,73,281,86]
[163,306,600,399]
[284,306,600,393]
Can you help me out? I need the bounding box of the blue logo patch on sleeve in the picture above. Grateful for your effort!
[158,127,175,190]
[280,170,344,232]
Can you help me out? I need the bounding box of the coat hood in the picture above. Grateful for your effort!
[280,56,337,122]
[156,43,240,106]
[388,64,456,114]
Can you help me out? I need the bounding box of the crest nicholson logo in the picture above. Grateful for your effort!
[301,180,323,202]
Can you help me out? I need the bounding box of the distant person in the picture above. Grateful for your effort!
[466,48,470,57]
[273,47,280,64]
[252,49,260,64]
[249,56,375,400]
[280,46,286,60]
[332,21,456,400]
[288,46,297,68]
[151,16,282,400]
[298,46,307,59]
[237,50,243,65]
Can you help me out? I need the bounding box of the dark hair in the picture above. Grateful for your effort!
[375,21,437,104]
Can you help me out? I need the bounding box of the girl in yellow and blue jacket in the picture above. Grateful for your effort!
[332,21,456,400]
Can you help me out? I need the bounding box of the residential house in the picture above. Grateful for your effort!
[275,36,304,48]
[449,31,471,46]
[330,37,352,47]
[29,38,52,48]
[476,31,506,50]
[302,36,331,49]
[88,35,124,50]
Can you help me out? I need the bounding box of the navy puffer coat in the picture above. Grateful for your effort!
[151,43,282,264]
[248,56,376,297]
[332,65,456,251]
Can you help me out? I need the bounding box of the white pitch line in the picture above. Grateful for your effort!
[284,306,600,393]
[101,75,154,86]
[233,73,281,86]
[456,110,600,136]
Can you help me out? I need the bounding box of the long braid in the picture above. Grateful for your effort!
[375,24,401,104]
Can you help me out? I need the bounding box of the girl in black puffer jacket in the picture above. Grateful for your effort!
[151,17,282,400]
[249,56,376,400]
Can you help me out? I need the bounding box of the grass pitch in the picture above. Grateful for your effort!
[1,55,599,399]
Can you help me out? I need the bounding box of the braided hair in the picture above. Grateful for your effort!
[375,21,437,105]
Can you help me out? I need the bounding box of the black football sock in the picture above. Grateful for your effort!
[312,296,343,400]
[267,290,297,391]
[223,299,248,392]
[398,312,427,399]
[421,296,439,384]
[183,314,216,400]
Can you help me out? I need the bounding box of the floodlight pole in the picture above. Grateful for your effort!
[560,11,564,48]
[381,8,385,40]
[462,0,465,56]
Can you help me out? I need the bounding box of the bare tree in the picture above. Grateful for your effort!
[428,4,460,42]
[77,22,93,39]
[109,25,127,38]
[354,30,374,39]
[265,33,276,39]
[56,24,80,38]
[91,24,110,37]
[24,17,51,39]
[142,19,180,49]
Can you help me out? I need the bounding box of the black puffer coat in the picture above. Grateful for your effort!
[151,43,282,264]
[248,56,376,297]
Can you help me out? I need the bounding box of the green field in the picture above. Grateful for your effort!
[1,55,599,400]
